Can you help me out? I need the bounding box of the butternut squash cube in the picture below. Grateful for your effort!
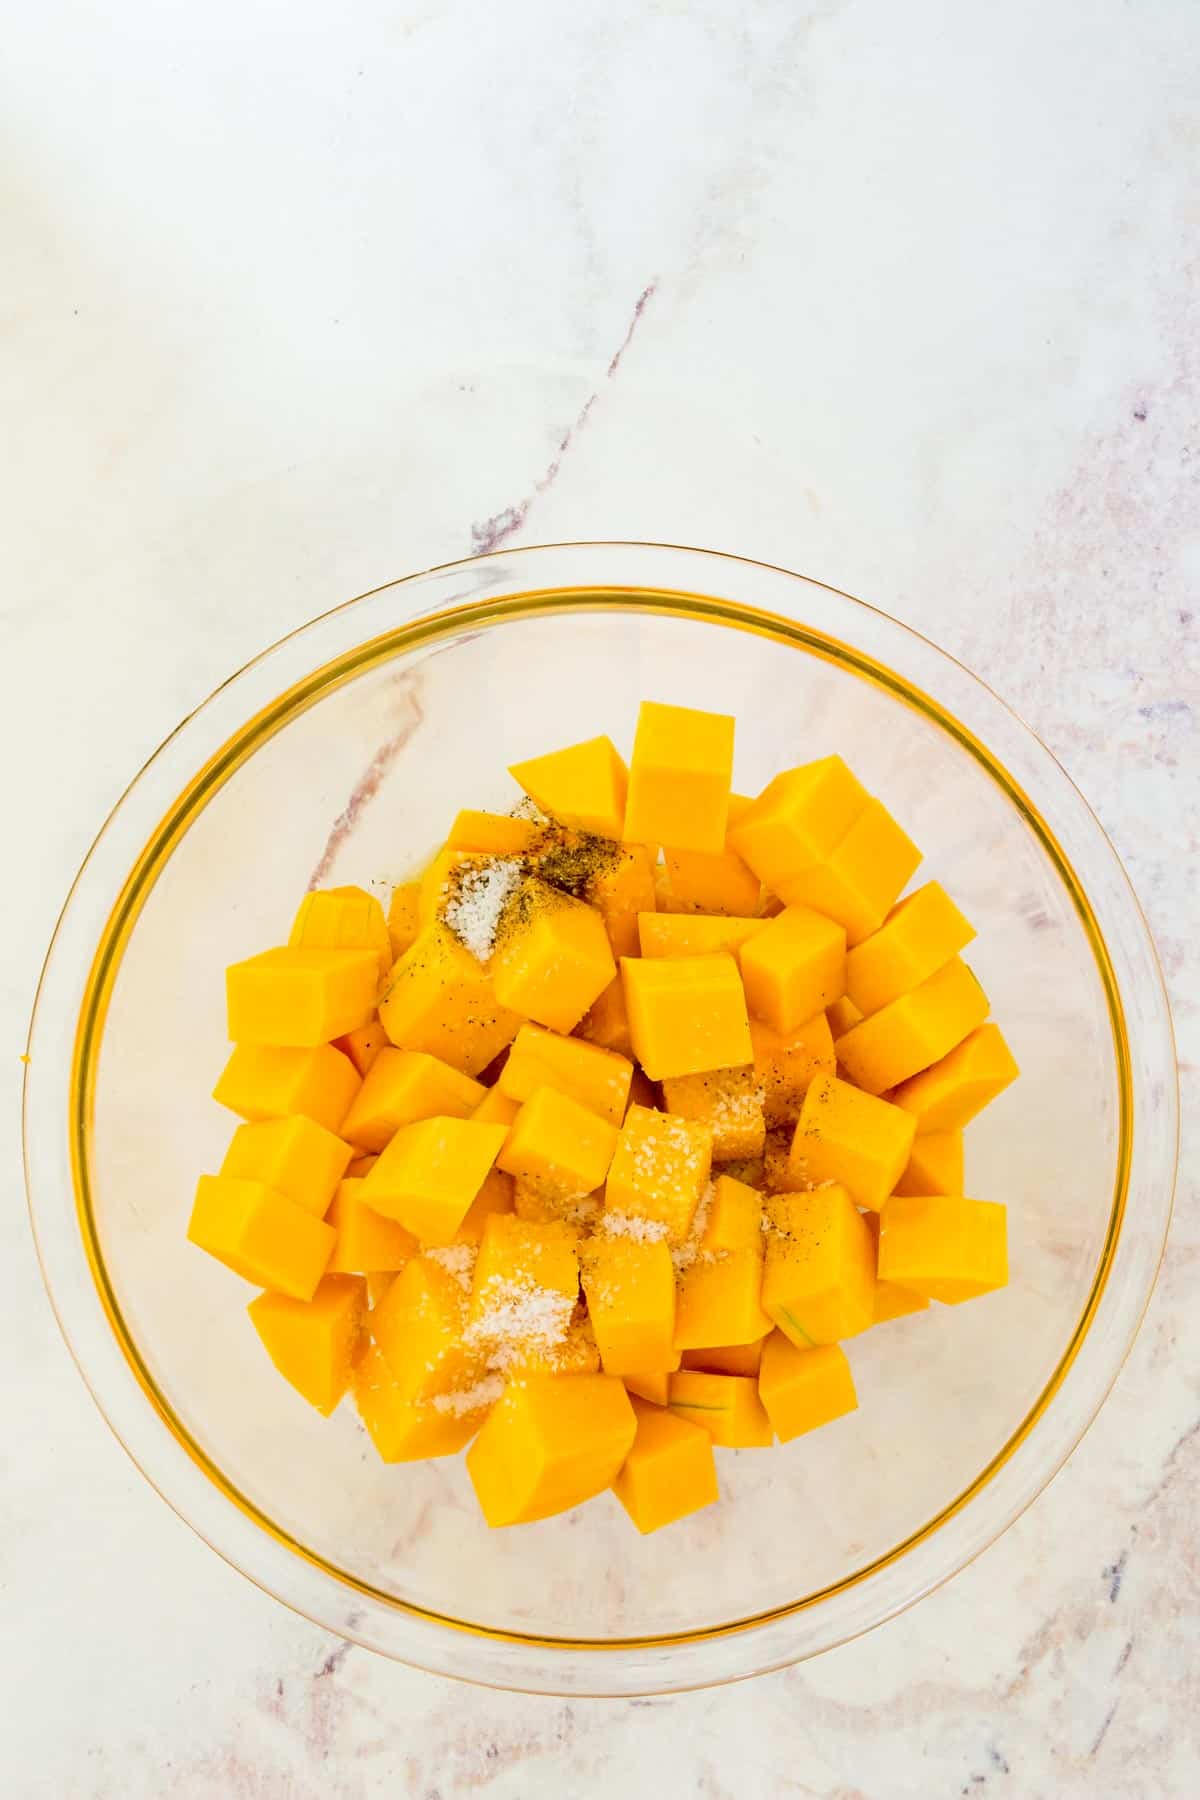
[454,1168,516,1243]
[341,1047,485,1151]
[637,912,767,959]
[761,1185,875,1346]
[749,1012,837,1128]
[835,957,990,1095]
[333,1017,388,1077]
[893,1129,965,1198]
[778,799,921,944]
[188,1175,334,1300]
[509,735,629,839]
[863,1214,931,1324]
[624,700,735,853]
[825,995,862,1038]
[213,1041,361,1131]
[675,1251,770,1351]
[662,1066,765,1160]
[378,923,522,1076]
[472,1085,522,1129]
[220,1113,352,1217]
[845,880,976,1015]
[498,1023,633,1125]
[698,1173,765,1253]
[289,885,392,977]
[576,975,634,1058]
[612,1399,720,1533]
[660,793,761,915]
[497,1085,619,1199]
[354,1344,488,1461]
[739,905,846,1036]
[581,1233,676,1375]
[622,1363,680,1406]
[247,1274,366,1415]
[386,881,421,961]
[226,945,379,1047]
[588,844,657,958]
[362,1116,508,1243]
[326,1178,419,1274]
[889,1023,1019,1132]
[371,1254,482,1401]
[878,1196,1008,1304]
[466,1373,637,1526]
[447,809,541,855]
[492,880,616,1033]
[728,755,869,892]
[788,1073,915,1212]
[680,1338,764,1377]
[605,1104,713,1243]
[758,1335,858,1442]
[621,953,753,1080]
[667,1369,773,1447]
[470,1214,581,1319]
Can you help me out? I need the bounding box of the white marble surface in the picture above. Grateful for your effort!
[3,0,1197,1793]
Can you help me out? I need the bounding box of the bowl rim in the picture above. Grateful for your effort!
[23,540,1178,1693]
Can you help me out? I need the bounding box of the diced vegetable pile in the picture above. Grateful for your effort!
[190,701,1018,1532]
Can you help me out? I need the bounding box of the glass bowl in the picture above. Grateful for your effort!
[23,543,1176,1695]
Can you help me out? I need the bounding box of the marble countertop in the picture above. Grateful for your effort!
[3,1,1196,1793]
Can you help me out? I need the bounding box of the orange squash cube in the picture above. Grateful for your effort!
[588,844,657,958]
[893,1130,965,1198]
[386,881,421,961]
[878,1196,1008,1304]
[761,1185,875,1346]
[333,1017,388,1077]
[466,1373,637,1525]
[659,793,761,915]
[491,880,616,1033]
[739,905,846,1035]
[247,1274,366,1415]
[605,1104,713,1243]
[472,1085,522,1129]
[667,1369,773,1447]
[378,923,522,1076]
[498,1023,632,1125]
[621,953,753,1080]
[749,1012,836,1127]
[675,1252,770,1351]
[612,1399,720,1533]
[637,912,767,959]
[697,1173,764,1253]
[470,1214,580,1318]
[213,1041,361,1132]
[226,945,379,1046]
[188,1175,334,1300]
[661,1066,765,1160]
[624,700,735,853]
[622,1364,680,1406]
[778,799,921,944]
[844,880,976,1015]
[576,975,634,1058]
[789,1073,915,1211]
[834,957,989,1095]
[862,1215,931,1323]
[326,1178,419,1274]
[728,755,869,892]
[453,1168,516,1243]
[889,1023,1019,1132]
[758,1335,858,1442]
[447,809,541,855]
[825,995,862,1037]
[371,1254,481,1401]
[340,1047,485,1151]
[220,1113,352,1217]
[581,1233,676,1374]
[354,1344,490,1461]
[497,1085,619,1199]
[509,735,629,839]
[362,1116,508,1243]
[288,885,392,978]
[680,1338,764,1377]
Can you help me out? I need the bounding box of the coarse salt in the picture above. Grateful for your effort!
[431,1374,505,1417]
[424,1244,478,1291]
[443,856,523,961]
[599,1211,669,1243]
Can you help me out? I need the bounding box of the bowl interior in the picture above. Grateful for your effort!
[88,602,1119,1642]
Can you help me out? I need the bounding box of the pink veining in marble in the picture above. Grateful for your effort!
[308,670,425,888]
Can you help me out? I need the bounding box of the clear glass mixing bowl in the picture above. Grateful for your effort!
[23,543,1176,1694]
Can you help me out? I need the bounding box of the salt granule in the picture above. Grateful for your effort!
[443,857,523,961]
